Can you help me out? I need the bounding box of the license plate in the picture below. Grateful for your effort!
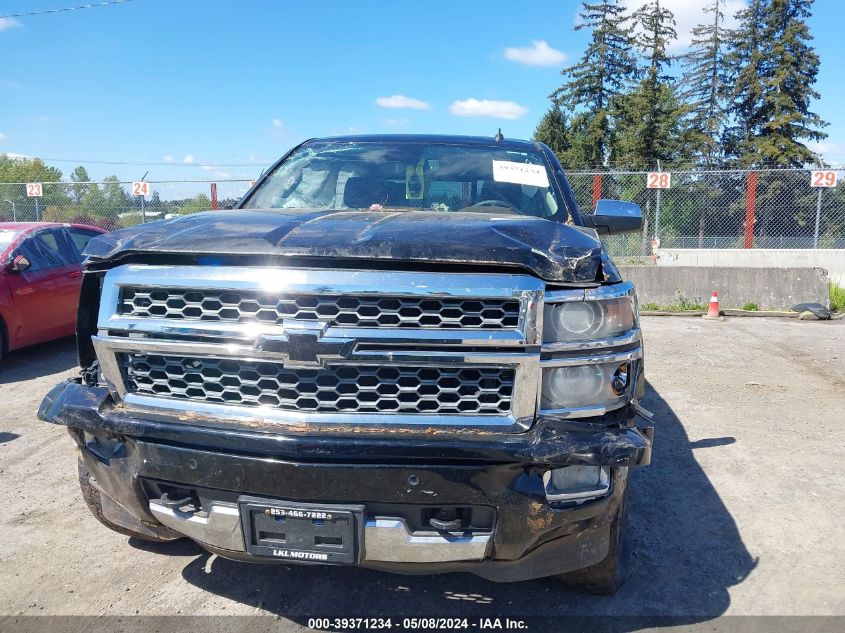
[238,497,364,564]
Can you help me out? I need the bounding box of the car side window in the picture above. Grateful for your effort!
[16,229,77,272]
[66,228,102,262]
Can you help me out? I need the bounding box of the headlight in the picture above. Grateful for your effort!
[541,362,631,412]
[543,297,635,343]
[539,284,641,416]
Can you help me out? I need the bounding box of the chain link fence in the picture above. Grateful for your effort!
[567,167,845,257]
[1,169,843,257]
[0,180,253,231]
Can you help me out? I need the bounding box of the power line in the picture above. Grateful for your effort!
[0,0,135,19]
[22,156,267,167]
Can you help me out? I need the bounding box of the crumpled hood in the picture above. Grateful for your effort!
[84,209,604,283]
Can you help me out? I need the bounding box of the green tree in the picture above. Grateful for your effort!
[550,0,639,167]
[724,0,772,163]
[679,0,730,165]
[725,0,827,167]
[756,0,827,166]
[532,105,570,163]
[69,166,93,204]
[611,1,687,168]
[0,154,65,220]
[175,193,212,215]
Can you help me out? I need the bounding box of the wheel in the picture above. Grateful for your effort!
[555,491,630,595]
[77,458,175,542]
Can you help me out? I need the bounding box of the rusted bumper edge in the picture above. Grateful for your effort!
[39,380,652,468]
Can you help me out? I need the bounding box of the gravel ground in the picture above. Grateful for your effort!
[1,316,843,627]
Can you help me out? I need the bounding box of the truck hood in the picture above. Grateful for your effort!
[84,208,606,283]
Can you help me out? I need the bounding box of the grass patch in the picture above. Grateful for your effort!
[831,283,845,313]
[639,296,708,312]
[741,303,759,311]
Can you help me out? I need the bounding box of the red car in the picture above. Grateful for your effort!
[0,222,106,360]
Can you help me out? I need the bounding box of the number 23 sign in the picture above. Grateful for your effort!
[646,172,671,189]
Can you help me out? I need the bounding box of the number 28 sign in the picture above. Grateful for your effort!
[646,172,671,189]
[811,170,837,188]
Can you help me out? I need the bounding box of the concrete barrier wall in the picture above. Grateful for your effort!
[655,249,845,285]
[619,266,830,310]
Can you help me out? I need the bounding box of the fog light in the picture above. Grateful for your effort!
[543,465,610,504]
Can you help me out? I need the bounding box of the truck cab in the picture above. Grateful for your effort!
[39,134,652,593]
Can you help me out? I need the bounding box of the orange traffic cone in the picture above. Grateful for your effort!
[702,291,724,320]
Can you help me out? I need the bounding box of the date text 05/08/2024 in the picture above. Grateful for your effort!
[307,618,529,630]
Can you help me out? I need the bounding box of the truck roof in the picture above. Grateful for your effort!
[306,134,541,151]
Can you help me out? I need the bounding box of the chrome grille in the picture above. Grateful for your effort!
[120,353,514,415]
[119,288,520,329]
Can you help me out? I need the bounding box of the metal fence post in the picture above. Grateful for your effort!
[654,188,661,243]
[813,188,823,248]
[592,174,602,211]
[744,171,757,249]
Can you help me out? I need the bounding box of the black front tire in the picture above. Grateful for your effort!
[77,459,174,542]
[555,491,630,595]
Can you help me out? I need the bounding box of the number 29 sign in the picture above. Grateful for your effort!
[646,172,671,189]
[811,170,837,188]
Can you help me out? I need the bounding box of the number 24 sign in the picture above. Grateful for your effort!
[811,170,837,188]
[646,172,671,189]
[131,181,150,197]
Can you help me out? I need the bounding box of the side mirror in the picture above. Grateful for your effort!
[583,199,643,234]
[11,255,31,272]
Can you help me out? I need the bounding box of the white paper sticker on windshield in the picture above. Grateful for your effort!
[492,160,550,188]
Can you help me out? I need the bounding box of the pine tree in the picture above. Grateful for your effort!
[725,0,827,167]
[611,0,685,168]
[757,0,827,166]
[724,0,769,164]
[532,105,570,162]
[550,0,638,167]
[679,0,730,165]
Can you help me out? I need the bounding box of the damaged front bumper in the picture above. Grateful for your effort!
[39,379,652,582]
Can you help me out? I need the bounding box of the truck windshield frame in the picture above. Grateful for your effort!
[241,140,568,222]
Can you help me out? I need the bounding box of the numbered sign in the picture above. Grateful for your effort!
[26,183,43,197]
[131,181,151,197]
[810,170,837,188]
[646,172,671,189]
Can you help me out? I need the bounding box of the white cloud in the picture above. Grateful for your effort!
[504,40,566,66]
[3,152,32,160]
[808,141,845,165]
[0,18,22,32]
[385,117,410,127]
[272,118,282,127]
[449,99,528,120]
[620,0,744,51]
[375,95,431,110]
[182,154,195,164]
[36,115,50,123]
[0,132,7,142]
[162,155,175,163]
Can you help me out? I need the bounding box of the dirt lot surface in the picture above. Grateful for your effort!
[1,316,844,627]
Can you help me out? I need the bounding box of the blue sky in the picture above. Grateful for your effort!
[1,0,843,184]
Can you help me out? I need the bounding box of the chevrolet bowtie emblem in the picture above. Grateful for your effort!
[253,323,355,368]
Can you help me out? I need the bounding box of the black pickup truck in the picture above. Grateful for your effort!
[39,134,653,593]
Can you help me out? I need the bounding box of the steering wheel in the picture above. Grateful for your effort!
[468,199,517,211]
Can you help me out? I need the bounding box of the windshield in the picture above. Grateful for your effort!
[242,140,564,219]
[0,229,21,250]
